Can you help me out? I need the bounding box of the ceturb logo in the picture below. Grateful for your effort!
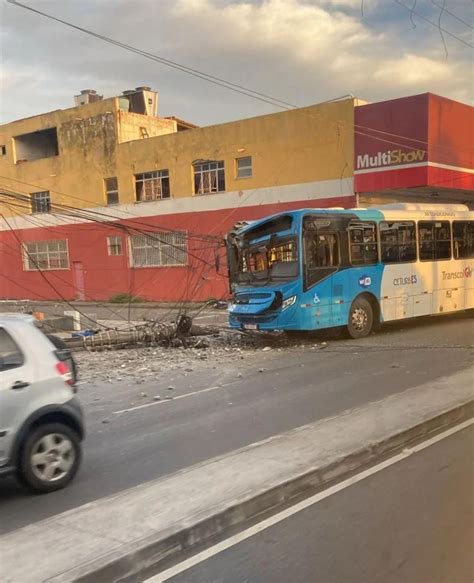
[393,275,417,286]
[356,149,426,170]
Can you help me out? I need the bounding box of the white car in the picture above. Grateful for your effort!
[0,314,84,493]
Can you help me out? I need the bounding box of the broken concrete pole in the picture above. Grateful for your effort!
[63,321,218,350]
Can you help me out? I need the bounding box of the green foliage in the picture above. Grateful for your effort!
[109,293,146,304]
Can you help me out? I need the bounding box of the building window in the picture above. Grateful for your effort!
[23,240,69,271]
[236,156,252,179]
[453,221,474,259]
[107,236,123,256]
[349,222,378,265]
[193,161,225,195]
[31,191,51,214]
[0,145,6,156]
[418,221,451,261]
[135,170,170,202]
[380,221,416,263]
[130,231,187,267]
[105,177,119,205]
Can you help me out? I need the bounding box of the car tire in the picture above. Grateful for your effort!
[347,297,374,339]
[18,423,82,493]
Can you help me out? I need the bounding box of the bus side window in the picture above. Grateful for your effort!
[453,221,474,259]
[349,222,378,265]
[304,232,339,288]
[380,221,416,263]
[418,221,451,261]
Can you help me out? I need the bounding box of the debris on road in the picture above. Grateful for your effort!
[64,315,217,350]
[71,322,336,386]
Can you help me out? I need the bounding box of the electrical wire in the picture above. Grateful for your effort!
[394,0,474,47]
[6,0,297,111]
[431,0,473,29]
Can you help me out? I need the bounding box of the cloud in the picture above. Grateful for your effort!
[0,0,471,125]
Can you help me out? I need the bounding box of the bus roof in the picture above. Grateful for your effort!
[232,203,473,235]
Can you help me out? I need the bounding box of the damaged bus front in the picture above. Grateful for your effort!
[226,213,302,331]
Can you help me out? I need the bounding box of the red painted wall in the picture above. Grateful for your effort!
[354,93,473,193]
[0,195,354,302]
[428,93,473,169]
[355,93,429,192]
[427,94,474,191]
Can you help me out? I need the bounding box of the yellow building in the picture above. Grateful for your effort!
[0,87,355,302]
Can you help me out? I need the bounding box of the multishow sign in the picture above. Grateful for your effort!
[356,148,426,170]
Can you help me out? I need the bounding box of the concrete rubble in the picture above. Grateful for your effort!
[73,328,317,385]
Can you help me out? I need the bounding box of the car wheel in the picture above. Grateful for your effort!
[348,297,374,339]
[19,423,81,493]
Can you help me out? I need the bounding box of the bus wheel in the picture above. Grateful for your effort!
[348,297,373,339]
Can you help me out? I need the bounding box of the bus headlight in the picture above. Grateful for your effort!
[282,295,296,311]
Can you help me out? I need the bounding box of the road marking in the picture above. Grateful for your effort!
[114,381,237,414]
[148,418,473,582]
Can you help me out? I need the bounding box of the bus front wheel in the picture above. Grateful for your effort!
[348,297,374,339]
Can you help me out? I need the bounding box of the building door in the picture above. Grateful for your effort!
[73,261,85,301]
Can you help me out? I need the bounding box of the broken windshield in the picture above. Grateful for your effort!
[234,237,298,285]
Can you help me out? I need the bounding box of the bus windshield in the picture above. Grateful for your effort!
[231,236,298,285]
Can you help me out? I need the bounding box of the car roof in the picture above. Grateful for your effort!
[0,313,36,326]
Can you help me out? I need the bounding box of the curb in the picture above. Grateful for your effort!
[57,399,473,583]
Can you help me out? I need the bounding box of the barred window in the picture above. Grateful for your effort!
[23,240,69,271]
[194,161,225,195]
[135,170,170,202]
[130,232,187,267]
[31,191,51,214]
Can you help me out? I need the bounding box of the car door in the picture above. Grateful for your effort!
[0,326,34,467]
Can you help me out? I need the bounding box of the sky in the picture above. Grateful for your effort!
[0,0,472,126]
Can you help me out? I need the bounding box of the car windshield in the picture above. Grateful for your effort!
[236,237,298,284]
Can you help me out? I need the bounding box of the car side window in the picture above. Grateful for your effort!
[0,327,24,371]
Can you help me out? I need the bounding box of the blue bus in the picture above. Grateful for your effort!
[226,204,474,338]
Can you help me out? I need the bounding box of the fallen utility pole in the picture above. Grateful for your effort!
[63,317,217,350]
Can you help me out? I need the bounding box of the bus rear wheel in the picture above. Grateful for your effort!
[348,297,373,339]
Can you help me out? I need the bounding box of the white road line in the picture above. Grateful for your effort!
[114,381,237,414]
[148,418,473,582]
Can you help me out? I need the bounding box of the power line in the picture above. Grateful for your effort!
[0,201,222,322]
[6,0,297,111]
[0,189,222,270]
[0,211,119,329]
[394,0,474,47]
[0,175,223,242]
[431,0,473,30]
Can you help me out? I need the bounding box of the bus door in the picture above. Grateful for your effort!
[303,227,341,328]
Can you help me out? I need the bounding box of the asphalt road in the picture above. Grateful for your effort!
[0,312,472,534]
[166,425,474,583]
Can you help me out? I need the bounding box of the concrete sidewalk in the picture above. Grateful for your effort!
[1,368,472,583]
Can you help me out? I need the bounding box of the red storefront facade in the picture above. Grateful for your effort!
[355,93,473,203]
